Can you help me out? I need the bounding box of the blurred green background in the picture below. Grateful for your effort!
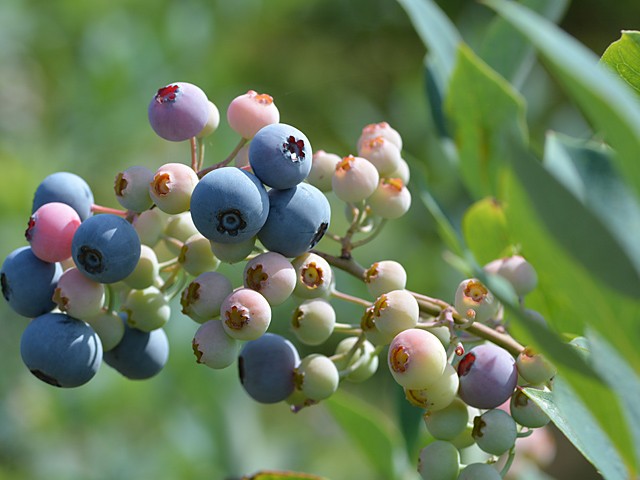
[1,0,637,478]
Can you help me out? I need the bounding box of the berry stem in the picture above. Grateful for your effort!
[500,446,517,478]
[161,235,185,251]
[350,219,387,250]
[197,137,248,178]
[190,137,198,171]
[330,288,371,307]
[91,204,128,216]
[311,249,366,279]
[333,323,362,335]
[197,138,206,171]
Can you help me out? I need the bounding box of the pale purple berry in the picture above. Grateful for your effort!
[181,271,233,323]
[357,122,403,151]
[192,319,239,369]
[244,251,296,306]
[148,82,209,142]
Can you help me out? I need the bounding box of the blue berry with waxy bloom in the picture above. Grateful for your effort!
[148,82,209,142]
[249,123,312,189]
[72,214,141,284]
[190,167,269,244]
[20,312,102,388]
[103,314,169,380]
[258,183,330,258]
[1,246,62,318]
[239,333,300,404]
[32,171,94,221]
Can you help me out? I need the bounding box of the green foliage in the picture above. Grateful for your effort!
[601,31,640,96]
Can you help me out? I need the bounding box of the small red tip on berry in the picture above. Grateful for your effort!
[457,352,476,376]
[155,84,180,104]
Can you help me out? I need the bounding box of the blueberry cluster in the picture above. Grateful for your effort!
[1,81,555,479]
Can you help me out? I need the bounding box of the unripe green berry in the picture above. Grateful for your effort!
[178,233,220,276]
[150,162,199,214]
[417,440,460,480]
[371,289,419,337]
[114,166,154,213]
[291,298,336,346]
[364,260,407,298]
[123,244,159,290]
[164,211,199,255]
[332,155,379,203]
[122,286,171,332]
[367,178,412,219]
[388,328,447,389]
[132,208,166,247]
[454,278,500,322]
[457,463,501,480]
[472,409,517,456]
[405,363,458,412]
[294,354,339,401]
[333,336,379,382]
[210,236,255,264]
[292,252,333,299]
[423,397,469,441]
[360,306,395,346]
[510,388,550,428]
[85,309,125,352]
[516,348,557,385]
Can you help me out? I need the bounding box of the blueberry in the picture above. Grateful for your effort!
[32,171,94,221]
[20,312,102,388]
[457,343,518,409]
[148,82,210,142]
[1,246,62,318]
[238,333,300,404]
[190,167,269,244]
[249,123,312,189]
[103,315,169,380]
[258,183,330,258]
[71,214,141,284]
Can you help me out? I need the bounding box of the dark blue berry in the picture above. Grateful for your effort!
[249,123,312,189]
[190,167,269,244]
[103,315,169,380]
[239,333,300,403]
[1,246,62,318]
[20,312,102,388]
[71,214,141,283]
[258,183,330,257]
[32,172,94,221]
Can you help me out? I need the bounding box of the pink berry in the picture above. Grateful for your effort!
[227,90,280,139]
[367,178,412,219]
[26,202,81,263]
[357,136,402,176]
[388,328,447,389]
[243,251,296,306]
[52,267,105,320]
[221,288,272,341]
[357,122,403,151]
[332,155,379,203]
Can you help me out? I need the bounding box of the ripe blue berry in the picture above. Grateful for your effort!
[239,333,300,403]
[249,123,312,189]
[32,171,94,221]
[1,246,62,318]
[457,343,518,409]
[190,167,269,244]
[258,183,330,258]
[72,214,141,283]
[148,82,209,142]
[20,312,102,387]
[103,315,169,379]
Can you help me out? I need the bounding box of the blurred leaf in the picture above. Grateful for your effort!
[524,380,629,480]
[397,0,461,94]
[424,56,449,138]
[462,197,511,264]
[601,30,640,96]
[484,0,640,200]
[480,0,570,87]
[502,167,640,475]
[446,44,528,199]
[543,132,640,286]
[325,389,407,480]
[243,471,330,480]
[512,138,640,297]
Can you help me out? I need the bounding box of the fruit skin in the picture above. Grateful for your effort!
[190,167,269,244]
[258,183,331,258]
[20,312,102,388]
[388,328,448,389]
[483,255,538,297]
[457,343,518,409]
[148,82,209,142]
[71,213,141,284]
[417,440,460,480]
[472,408,517,455]
[227,90,280,139]
[238,333,300,404]
[249,123,312,190]
[333,336,379,382]
[291,252,333,299]
[103,315,169,380]
[180,271,233,322]
[32,171,94,221]
[1,246,62,318]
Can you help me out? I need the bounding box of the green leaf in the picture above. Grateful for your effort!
[502,167,640,475]
[601,30,640,96]
[512,138,640,297]
[243,472,330,480]
[462,197,511,264]
[543,132,640,286]
[524,380,629,480]
[396,0,461,94]
[483,0,640,201]
[480,0,570,86]
[325,389,407,480]
[445,43,528,199]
